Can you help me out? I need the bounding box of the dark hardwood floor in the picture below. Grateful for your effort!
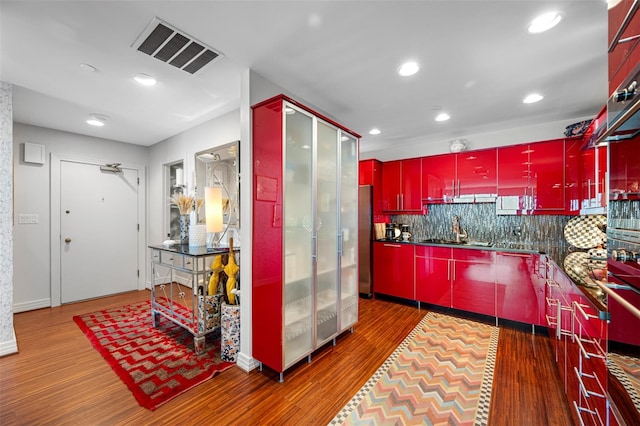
[0,290,573,425]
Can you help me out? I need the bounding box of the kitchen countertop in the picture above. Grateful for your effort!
[375,238,607,312]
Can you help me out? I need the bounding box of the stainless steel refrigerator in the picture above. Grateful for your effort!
[358,185,373,298]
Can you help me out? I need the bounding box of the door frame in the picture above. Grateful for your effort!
[50,154,146,307]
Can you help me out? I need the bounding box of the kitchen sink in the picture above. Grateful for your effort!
[420,238,493,247]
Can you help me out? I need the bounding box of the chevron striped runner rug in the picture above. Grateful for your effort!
[330,312,499,425]
[609,352,640,415]
[73,300,233,410]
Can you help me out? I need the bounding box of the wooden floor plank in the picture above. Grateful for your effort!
[1,290,573,425]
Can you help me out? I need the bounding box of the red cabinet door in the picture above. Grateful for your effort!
[608,276,640,346]
[451,249,495,317]
[415,246,451,307]
[381,161,401,211]
[359,160,374,185]
[529,139,565,211]
[609,136,640,200]
[422,154,455,203]
[497,143,529,205]
[608,0,640,94]
[565,138,582,215]
[401,158,422,211]
[373,242,414,299]
[495,252,540,324]
[456,148,497,199]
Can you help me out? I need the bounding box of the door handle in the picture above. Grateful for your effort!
[65,238,71,243]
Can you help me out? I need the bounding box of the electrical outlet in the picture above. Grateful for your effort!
[18,214,39,224]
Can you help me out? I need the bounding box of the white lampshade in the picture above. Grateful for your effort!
[205,187,223,233]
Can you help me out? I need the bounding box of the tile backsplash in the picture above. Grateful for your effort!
[393,203,572,247]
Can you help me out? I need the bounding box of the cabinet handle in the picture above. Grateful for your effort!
[588,179,592,205]
[447,260,450,280]
[383,244,402,248]
[452,180,455,197]
[457,179,461,197]
[498,252,532,258]
[573,301,597,321]
[338,232,343,255]
[312,234,318,260]
[396,194,400,210]
[575,335,605,360]
[572,401,596,426]
[400,193,404,210]
[574,367,606,399]
[545,278,560,289]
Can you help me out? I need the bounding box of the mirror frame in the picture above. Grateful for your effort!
[194,141,240,231]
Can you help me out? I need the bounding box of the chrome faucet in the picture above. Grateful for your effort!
[452,215,468,242]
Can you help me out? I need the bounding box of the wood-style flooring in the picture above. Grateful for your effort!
[0,290,573,425]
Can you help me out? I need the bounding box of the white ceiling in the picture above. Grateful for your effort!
[1,1,608,154]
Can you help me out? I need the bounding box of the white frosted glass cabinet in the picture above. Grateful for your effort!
[252,94,360,381]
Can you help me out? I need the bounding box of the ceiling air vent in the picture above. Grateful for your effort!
[132,17,223,74]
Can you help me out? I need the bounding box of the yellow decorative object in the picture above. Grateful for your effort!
[208,255,223,296]
[224,238,239,305]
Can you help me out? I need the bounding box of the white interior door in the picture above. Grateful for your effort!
[60,160,139,303]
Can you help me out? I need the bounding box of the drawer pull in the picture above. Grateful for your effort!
[545,278,560,289]
[573,302,597,321]
[574,367,605,399]
[575,336,605,360]
[572,401,596,426]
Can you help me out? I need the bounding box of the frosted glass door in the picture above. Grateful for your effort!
[316,121,339,344]
[283,105,314,366]
[340,133,359,330]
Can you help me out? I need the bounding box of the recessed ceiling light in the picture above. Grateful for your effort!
[435,113,450,122]
[134,73,157,86]
[397,62,419,77]
[79,63,96,72]
[369,128,381,135]
[528,12,561,33]
[523,93,544,104]
[86,113,109,127]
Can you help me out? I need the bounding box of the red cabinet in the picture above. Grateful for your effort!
[421,154,455,203]
[609,135,640,200]
[421,149,497,204]
[415,245,452,307]
[456,148,498,201]
[497,139,566,213]
[607,274,640,347]
[381,158,422,212]
[373,242,415,299]
[451,248,496,317]
[359,159,384,214]
[608,0,640,95]
[495,252,543,325]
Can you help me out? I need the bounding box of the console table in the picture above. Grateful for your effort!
[149,244,239,354]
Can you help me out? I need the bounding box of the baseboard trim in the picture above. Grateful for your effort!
[0,330,18,356]
[13,298,50,313]
[236,352,258,372]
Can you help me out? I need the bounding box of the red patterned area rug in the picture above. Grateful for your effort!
[329,312,499,425]
[73,300,233,411]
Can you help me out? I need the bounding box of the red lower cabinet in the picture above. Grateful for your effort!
[415,246,452,307]
[451,249,496,317]
[495,252,542,325]
[373,242,415,300]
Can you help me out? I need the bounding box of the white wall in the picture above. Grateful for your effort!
[12,123,149,312]
[1,82,17,356]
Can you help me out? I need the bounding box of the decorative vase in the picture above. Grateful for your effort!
[189,224,207,247]
[221,303,240,362]
[179,214,190,245]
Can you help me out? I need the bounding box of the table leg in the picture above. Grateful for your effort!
[194,335,206,354]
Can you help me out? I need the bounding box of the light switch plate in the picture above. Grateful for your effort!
[18,214,39,224]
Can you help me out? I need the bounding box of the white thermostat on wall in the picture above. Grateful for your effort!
[23,142,45,165]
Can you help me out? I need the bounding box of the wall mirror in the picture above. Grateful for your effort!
[194,141,240,242]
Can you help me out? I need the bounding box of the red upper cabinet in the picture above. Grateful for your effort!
[421,154,455,203]
[530,139,565,212]
[565,138,582,215]
[359,159,384,215]
[359,159,381,186]
[497,139,565,214]
[381,158,422,212]
[422,149,497,204]
[608,0,640,95]
[456,148,497,201]
[610,135,640,200]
